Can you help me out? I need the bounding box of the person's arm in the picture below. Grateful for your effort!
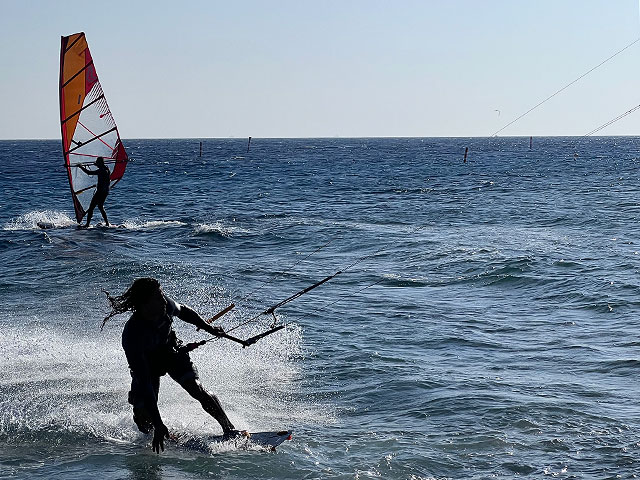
[79,165,98,175]
[171,299,224,337]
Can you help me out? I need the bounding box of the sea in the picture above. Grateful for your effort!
[1,136,639,479]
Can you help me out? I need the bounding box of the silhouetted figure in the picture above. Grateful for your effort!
[79,157,110,227]
[103,278,240,453]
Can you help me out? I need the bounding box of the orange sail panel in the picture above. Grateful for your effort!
[59,32,128,223]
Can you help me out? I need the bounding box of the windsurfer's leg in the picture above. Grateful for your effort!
[96,191,109,226]
[98,203,109,226]
[84,196,98,227]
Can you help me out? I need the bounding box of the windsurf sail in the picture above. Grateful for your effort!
[59,32,128,223]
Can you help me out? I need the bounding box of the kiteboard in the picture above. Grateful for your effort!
[231,430,292,450]
[175,430,292,453]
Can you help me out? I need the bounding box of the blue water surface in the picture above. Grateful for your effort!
[1,137,639,479]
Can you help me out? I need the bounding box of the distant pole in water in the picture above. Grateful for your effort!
[199,142,202,157]
[247,136,252,153]
[463,147,469,163]
[529,136,533,150]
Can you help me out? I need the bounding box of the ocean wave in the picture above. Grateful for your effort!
[502,462,537,475]
[433,336,505,350]
[481,273,547,288]
[381,273,429,287]
[4,215,193,232]
[193,222,250,237]
[588,359,640,375]
[429,258,546,289]
[541,290,630,313]
[121,219,188,230]
[367,187,434,195]
[2,210,76,230]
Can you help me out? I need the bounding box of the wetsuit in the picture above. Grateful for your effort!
[122,296,235,435]
[83,163,110,225]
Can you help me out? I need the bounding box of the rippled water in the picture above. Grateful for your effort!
[1,137,639,479]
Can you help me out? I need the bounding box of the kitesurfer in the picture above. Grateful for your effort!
[103,277,242,453]
[78,156,110,228]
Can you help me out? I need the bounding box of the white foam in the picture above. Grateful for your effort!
[3,210,76,230]
[0,314,331,444]
[120,219,188,230]
[193,222,250,237]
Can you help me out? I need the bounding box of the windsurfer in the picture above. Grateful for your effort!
[103,277,241,453]
[78,157,110,228]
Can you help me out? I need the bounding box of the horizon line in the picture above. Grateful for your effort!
[2,134,640,141]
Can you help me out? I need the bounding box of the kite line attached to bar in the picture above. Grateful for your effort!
[188,222,431,351]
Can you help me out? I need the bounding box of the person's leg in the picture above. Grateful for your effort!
[84,196,97,227]
[167,353,236,434]
[98,202,109,226]
[96,190,109,226]
[185,377,235,432]
[129,375,160,434]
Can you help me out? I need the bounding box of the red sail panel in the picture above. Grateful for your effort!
[59,32,129,223]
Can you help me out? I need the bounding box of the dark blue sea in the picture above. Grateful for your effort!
[1,137,640,479]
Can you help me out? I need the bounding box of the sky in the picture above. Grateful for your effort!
[2,0,640,139]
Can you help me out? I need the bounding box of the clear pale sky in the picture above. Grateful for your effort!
[2,0,640,139]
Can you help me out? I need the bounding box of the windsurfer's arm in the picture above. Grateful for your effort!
[79,165,97,175]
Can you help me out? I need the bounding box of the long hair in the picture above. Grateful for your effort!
[101,277,160,330]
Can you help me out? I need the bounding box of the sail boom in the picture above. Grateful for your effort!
[66,158,120,168]
[74,184,98,195]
